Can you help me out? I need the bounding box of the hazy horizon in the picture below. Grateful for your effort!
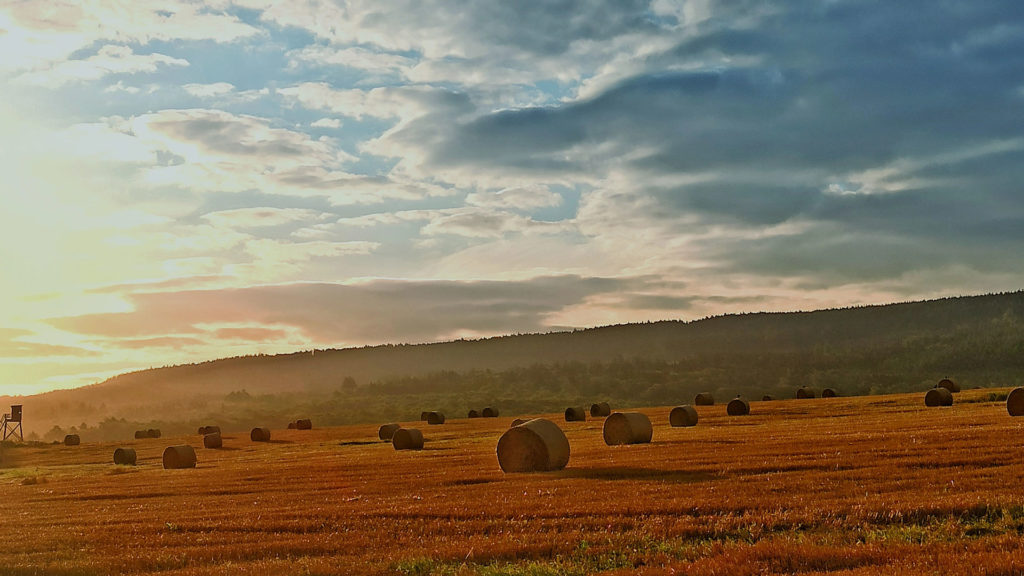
[3,1,1023,395]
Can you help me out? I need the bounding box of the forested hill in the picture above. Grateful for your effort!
[7,290,1024,440]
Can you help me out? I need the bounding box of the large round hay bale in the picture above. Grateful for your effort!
[694,392,714,406]
[468,409,480,418]
[762,395,775,401]
[603,412,653,445]
[198,425,221,436]
[113,447,136,465]
[134,430,147,439]
[564,407,587,422]
[510,418,529,427]
[419,411,430,421]
[250,427,271,442]
[669,405,698,427]
[727,397,750,416]
[147,429,161,438]
[590,402,611,417]
[822,388,837,398]
[162,445,197,469]
[496,418,570,473]
[1007,388,1024,416]
[392,428,424,450]
[925,387,954,407]
[287,421,296,429]
[64,434,80,446]
[482,407,499,418]
[295,419,312,430]
[426,411,446,425]
[378,423,401,440]
[796,387,815,399]
[937,378,961,393]
[203,433,223,449]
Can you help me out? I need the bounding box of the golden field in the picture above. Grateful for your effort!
[3,389,1024,575]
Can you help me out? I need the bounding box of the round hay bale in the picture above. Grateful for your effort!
[564,407,587,422]
[378,423,401,440]
[694,392,714,406]
[727,397,750,416]
[762,395,775,401]
[796,387,815,399]
[482,407,499,418]
[250,427,271,442]
[937,378,961,393]
[162,445,197,469]
[295,419,312,430]
[392,428,424,450]
[822,388,837,398]
[113,447,136,465]
[590,402,611,417]
[287,421,297,429]
[603,412,654,446]
[510,418,529,427]
[496,418,570,473]
[426,411,446,425]
[198,425,221,436]
[64,434,80,446]
[419,411,430,421]
[925,387,954,407]
[147,429,161,438]
[134,430,147,439]
[1007,388,1024,416]
[468,409,480,418]
[669,405,698,427]
[203,432,223,449]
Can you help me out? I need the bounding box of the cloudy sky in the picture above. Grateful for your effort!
[2,1,1022,394]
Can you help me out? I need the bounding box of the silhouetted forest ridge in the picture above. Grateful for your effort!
[7,290,1024,441]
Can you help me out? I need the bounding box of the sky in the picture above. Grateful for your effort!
[1,1,1023,395]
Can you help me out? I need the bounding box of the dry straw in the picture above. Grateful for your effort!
[378,423,401,440]
[564,407,587,422]
[426,411,446,425]
[1007,388,1024,416]
[603,412,653,445]
[163,445,197,469]
[203,433,223,449]
[937,378,961,393]
[694,392,714,406]
[250,427,271,442]
[727,397,750,416]
[924,387,954,407]
[482,407,499,418]
[64,434,80,446]
[796,387,815,399]
[590,402,611,417]
[113,447,136,465]
[496,418,570,473]
[392,428,424,450]
[669,405,698,427]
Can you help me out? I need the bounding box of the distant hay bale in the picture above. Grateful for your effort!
[694,392,714,406]
[468,409,481,418]
[426,412,446,425]
[420,411,430,421]
[134,430,147,439]
[1007,388,1024,416]
[64,434,80,446]
[250,427,271,442]
[669,405,698,427]
[590,402,611,417]
[203,433,223,449]
[822,388,837,398]
[937,378,961,393]
[482,407,499,418]
[392,428,424,450]
[925,387,954,407]
[287,421,297,429]
[378,423,401,440]
[796,387,815,399]
[510,418,529,427]
[496,418,570,473]
[198,425,221,435]
[564,407,587,422]
[727,397,750,416]
[113,447,136,465]
[162,445,197,469]
[147,429,161,439]
[295,419,312,430]
[603,412,653,445]
[762,395,775,401]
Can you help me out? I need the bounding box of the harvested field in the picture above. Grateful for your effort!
[3,388,1024,575]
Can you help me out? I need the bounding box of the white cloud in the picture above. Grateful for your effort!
[311,117,342,129]
[287,45,413,76]
[466,184,563,210]
[183,82,236,98]
[16,44,188,87]
[202,207,329,229]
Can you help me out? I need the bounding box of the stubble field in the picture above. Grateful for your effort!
[3,388,1024,575]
